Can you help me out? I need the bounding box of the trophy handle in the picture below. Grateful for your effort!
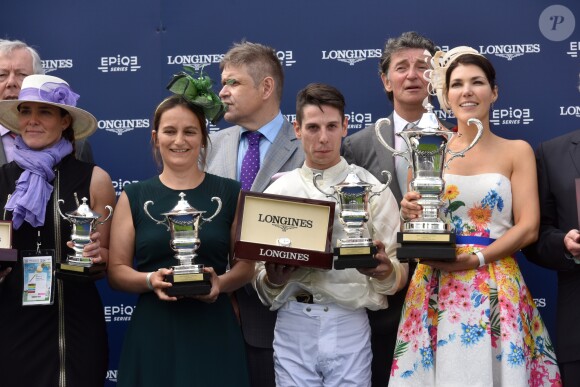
[96,205,114,225]
[56,199,71,223]
[201,197,222,223]
[375,118,412,165]
[143,200,170,230]
[444,118,484,169]
[313,173,337,200]
[369,170,392,201]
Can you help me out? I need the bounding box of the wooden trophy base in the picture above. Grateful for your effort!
[396,232,456,262]
[56,262,106,281]
[333,244,378,270]
[164,271,211,296]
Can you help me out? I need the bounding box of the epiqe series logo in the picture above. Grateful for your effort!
[560,105,580,118]
[478,44,540,61]
[276,50,296,67]
[98,118,150,135]
[41,59,73,74]
[490,107,534,126]
[112,178,140,197]
[257,213,313,232]
[98,55,141,72]
[346,112,373,130]
[567,42,580,58]
[104,303,134,323]
[321,49,381,66]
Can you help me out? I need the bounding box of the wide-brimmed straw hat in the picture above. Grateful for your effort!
[0,74,97,139]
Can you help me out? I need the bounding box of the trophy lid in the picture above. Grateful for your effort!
[333,165,373,189]
[64,197,102,219]
[161,192,206,216]
[400,103,454,139]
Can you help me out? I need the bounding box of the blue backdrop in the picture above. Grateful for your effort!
[2,1,579,384]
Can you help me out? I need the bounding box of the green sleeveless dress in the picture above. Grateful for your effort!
[117,174,250,387]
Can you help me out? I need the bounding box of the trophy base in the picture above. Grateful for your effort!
[333,244,378,270]
[164,272,211,296]
[0,248,18,270]
[396,231,456,262]
[56,262,106,281]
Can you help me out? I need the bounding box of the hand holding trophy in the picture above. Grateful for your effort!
[314,164,391,269]
[144,192,222,296]
[56,195,113,280]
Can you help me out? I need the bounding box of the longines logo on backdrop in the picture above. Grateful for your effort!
[167,53,224,71]
[104,303,134,323]
[346,112,373,130]
[560,105,580,118]
[106,370,118,383]
[98,118,150,135]
[567,41,580,58]
[478,44,540,61]
[41,59,73,73]
[490,107,534,126]
[257,213,313,232]
[321,49,381,66]
[98,55,141,72]
[113,178,140,197]
[434,109,456,121]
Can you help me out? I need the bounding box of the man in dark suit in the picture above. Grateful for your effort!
[205,41,304,387]
[0,39,93,165]
[341,31,449,386]
[523,129,580,386]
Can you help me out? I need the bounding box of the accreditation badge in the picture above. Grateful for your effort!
[21,250,55,306]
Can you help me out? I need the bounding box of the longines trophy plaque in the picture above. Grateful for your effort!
[234,191,335,270]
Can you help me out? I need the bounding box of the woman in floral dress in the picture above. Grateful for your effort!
[389,47,561,386]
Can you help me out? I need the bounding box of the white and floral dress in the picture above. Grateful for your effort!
[389,173,561,387]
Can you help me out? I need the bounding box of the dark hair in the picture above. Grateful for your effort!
[220,41,284,102]
[151,95,209,169]
[379,31,436,102]
[59,108,77,154]
[444,54,497,99]
[295,83,345,124]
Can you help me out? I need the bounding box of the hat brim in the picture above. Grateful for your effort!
[0,100,97,140]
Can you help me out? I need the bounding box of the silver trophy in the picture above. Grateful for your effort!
[375,103,483,260]
[56,195,113,280]
[144,192,221,296]
[314,164,391,269]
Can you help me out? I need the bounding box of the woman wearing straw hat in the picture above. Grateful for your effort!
[0,74,115,386]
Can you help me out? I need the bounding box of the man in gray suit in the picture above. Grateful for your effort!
[341,31,451,386]
[205,41,304,387]
[0,39,93,165]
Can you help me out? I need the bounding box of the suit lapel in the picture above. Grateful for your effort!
[252,120,298,192]
[0,141,7,165]
[215,128,240,180]
[570,131,580,176]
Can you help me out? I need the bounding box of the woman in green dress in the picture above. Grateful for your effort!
[108,71,253,387]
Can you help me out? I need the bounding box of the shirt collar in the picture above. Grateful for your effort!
[240,111,284,143]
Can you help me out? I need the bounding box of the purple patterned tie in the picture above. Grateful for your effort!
[240,131,262,190]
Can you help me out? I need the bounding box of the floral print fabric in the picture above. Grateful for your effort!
[389,174,561,387]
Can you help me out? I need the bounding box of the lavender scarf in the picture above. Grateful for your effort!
[5,136,73,229]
